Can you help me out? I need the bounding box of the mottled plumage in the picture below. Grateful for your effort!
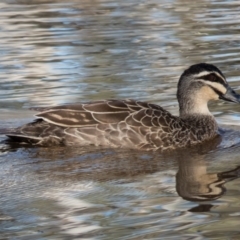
[3,63,240,151]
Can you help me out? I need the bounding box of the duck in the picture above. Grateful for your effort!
[2,63,240,151]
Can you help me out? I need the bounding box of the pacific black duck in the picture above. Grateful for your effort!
[2,63,240,151]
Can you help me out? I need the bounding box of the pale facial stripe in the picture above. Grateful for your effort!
[193,71,226,83]
[198,80,227,94]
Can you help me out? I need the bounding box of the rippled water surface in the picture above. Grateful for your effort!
[1,0,240,239]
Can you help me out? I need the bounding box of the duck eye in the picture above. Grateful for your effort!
[205,74,216,81]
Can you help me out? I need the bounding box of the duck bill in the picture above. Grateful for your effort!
[220,87,240,103]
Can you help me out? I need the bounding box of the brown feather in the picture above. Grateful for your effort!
[5,99,219,150]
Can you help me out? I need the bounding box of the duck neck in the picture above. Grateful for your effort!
[179,97,218,137]
[178,94,212,118]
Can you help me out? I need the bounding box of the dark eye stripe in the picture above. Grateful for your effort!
[209,85,224,96]
[196,73,227,87]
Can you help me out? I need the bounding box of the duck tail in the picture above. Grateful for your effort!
[0,128,16,134]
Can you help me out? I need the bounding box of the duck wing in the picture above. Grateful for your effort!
[5,99,181,148]
[32,99,169,128]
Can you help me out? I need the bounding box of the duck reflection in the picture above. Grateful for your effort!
[175,135,240,204]
[1,132,240,209]
[176,153,240,202]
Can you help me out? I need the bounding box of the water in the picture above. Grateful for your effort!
[1,0,240,239]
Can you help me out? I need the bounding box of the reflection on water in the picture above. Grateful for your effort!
[1,0,240,239]
[176,153,240,203]
[1,144,240,239]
